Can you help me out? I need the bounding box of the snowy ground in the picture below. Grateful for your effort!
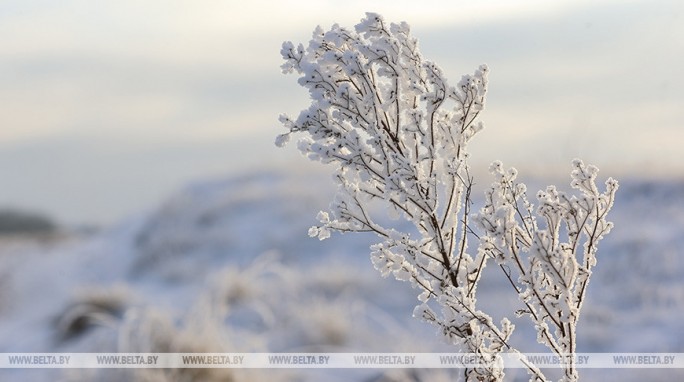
[0,168,682,381]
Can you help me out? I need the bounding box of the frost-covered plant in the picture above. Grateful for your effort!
[276,13,617,382]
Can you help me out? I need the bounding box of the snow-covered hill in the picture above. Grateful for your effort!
[0,169,682,381]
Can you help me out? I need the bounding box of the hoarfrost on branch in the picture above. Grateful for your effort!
[277,13,617,382]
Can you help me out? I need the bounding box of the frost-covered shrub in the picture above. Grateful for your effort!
[277,13,617,381]
[55,285,132,341]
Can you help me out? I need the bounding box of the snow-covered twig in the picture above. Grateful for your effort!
[277,13,617,382]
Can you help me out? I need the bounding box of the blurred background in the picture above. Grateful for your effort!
[1,0,682,227]
[0,1,683,381]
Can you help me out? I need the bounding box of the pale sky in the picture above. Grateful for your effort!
[1,0,682,224]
